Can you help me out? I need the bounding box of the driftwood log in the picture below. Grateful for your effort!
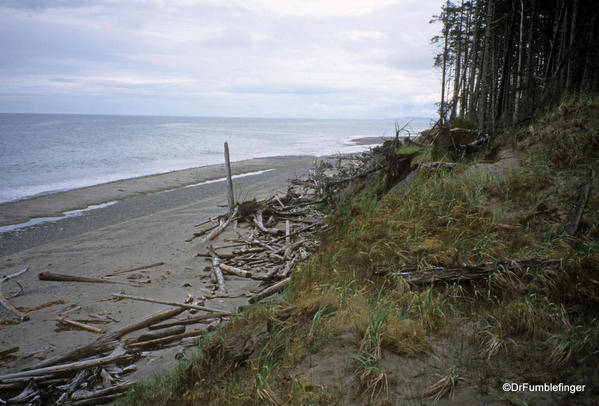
[136,325,185,342]
[385,259,561,284]
[148,313,228,330]
[207,245,227,293]
[0,267,29,321]
[111,293,230,314]
[203,206,238,242]
[57,318,105,334]
[0,345,128,381]
[249,277,291,303]
[38,271,140,287]
[32,307,185,370]
[224,142,235,213]
[104,262,164,277]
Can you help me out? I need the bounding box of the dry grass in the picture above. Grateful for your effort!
[421,367,461,404]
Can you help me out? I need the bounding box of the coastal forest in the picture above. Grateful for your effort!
[119,0,599,404]
[433,0,599,132]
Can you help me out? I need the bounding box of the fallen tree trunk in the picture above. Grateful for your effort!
[0,345,128,381]
[39,271,138,287]
[128,329,205,349]
[389,259,561,284]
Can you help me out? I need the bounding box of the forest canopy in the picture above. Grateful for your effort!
[432,0,599,134]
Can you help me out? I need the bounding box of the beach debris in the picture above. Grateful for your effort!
[0,267,30,321]
[0,347,19,363]
[375,259,562,284]
[203,206,238,243]
[224,141,235,214]
[136,325,185,342]
[111,293,230,314]
[57,317,106,334]
[147,312,228,330]
[104,261,165,277]
[249,277,291,304]
[38,271,143,287]
[207,244,227,293]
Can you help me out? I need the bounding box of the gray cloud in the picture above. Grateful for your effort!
[0,0,104,10]
[0,0,442,118]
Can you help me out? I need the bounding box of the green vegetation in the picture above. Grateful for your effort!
[120,95,599,405]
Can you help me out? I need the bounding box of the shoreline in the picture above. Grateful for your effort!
[0,136,393,219]
[0,155,313,228]
[0,136,390,229]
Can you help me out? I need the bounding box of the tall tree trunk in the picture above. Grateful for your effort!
[496,3,516,124]
[513,0,525,123]
[440,3,450,127]
[566,0,579,90]
[478,0,494,132]
[450,0,465,120]
[467,0,484,121]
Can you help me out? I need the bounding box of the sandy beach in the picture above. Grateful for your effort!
[0,155,316,382]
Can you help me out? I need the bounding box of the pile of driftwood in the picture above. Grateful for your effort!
[0,303,229,405]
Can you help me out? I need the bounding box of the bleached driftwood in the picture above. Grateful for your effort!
[33,307,184,369]
[148,312,228,330]
[224,142,235,214]
[112,293,230,314]
[0,345,128,380]
[70,381,134,403]
[105,262,164,277]
[249,277,291,303]
[218,263,252,278]
[0,267,29,321]
[128,329,205,349]
[55,369,91,405]
[136,325,185,342]
[203,206,238,242]
[207,245,227,293]
[39,271,139,287]
[57,318,105,334]
[253,211,283,236]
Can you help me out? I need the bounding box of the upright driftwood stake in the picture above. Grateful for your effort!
[224,142,235,213]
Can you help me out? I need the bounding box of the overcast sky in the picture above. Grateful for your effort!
[0,0,442,119]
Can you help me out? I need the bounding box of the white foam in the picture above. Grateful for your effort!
[183,169,274,188]
[0,201,118,235]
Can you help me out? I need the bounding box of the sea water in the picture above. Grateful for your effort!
[0,114,431,203]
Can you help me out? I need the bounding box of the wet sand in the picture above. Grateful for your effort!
[0,155,315,382]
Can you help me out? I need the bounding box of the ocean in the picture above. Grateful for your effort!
[0,114,431,204]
